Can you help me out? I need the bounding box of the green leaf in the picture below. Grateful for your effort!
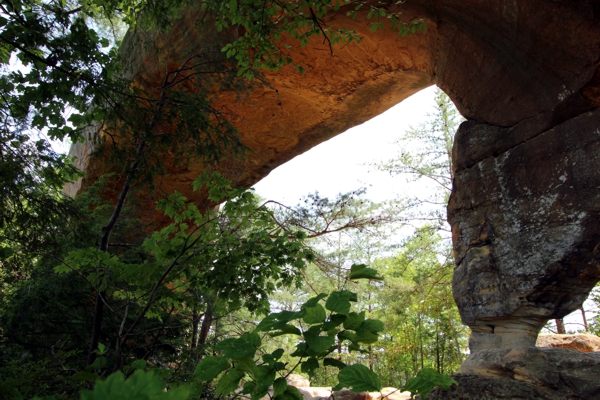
[255,314,287,332]
[255,366,276,397]
[87,356,106,371]
[348,264,383,280]
[323,358,346,370]
[216,338,256,359]
[242,381,257,395]
[274,385,304,400]
[303,304,326,324]
[255,311,304,332]
[323,314,347,330]
[0,247,15,260]
[241,332,262,348]
[273,377,288,397]
[326,290,357,316]
[194,356,230,381]
[290,342,308,357]
[303,293,327,307]
[354,330,379,344]
[333,364,381,392]
[131,360,147,370]
[304,331,336,353]
[271,324,302,337]
[229,0,237,10]
[215,369,245,396]
[357,319,384,333]
[263,348,285,366]
[402,368,458,399]
[72,372,103,382]
[301,357,320,378]
[234,357,257,376]
[96,343,107,355]
[343,312,365,330]
[337,330,357,343]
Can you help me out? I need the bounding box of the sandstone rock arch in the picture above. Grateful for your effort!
[70,1,600,397]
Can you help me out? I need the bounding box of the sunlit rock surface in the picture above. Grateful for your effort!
[537,334,600,353]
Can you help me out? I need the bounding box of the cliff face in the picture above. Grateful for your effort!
[69,1,600,396]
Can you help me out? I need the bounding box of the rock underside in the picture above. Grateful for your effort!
[70,0,600,397]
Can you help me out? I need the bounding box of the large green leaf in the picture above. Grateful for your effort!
[333,364,381,392]
[234,357,257,376]
[301,357,319,377]
[216,338,256,359]
[325,291,357,316]
[337,330,358,343]
[402,368,457,399]
[304,331,336,353]
[215,369,245,396]
[348,264,383,280]
[343,312,365,330]
[255,311,304,333]
[323,358,346,370]
[303,304,326,324]
[240,332,262,348]
[273,377,288,397]
[303,293,327,307]
[357,319,384,333]
[354,330,379,344]
[194,356,230,381]
[254,314,288,332]
[274,385,303,400]
[263,348,285,365]
[254,366,276,398]
[323,314,347,330]
[290,342,308,357]
[271,324,302,337]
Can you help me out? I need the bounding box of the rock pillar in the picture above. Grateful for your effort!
[442,110,600,397]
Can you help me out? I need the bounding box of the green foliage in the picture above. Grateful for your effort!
[402,368,457,399]
[194,284,385,400]
[206,0,426,78]
[80,369,190,400]
[374,89,464,230]
[373,227,468,385]
[333,364,380,392]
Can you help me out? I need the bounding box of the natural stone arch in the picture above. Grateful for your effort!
[69,1,600,397]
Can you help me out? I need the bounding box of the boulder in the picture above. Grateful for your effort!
[428,374,575,399]
[286,374,310,388]
[380,387,412,400]
[536,334,600,353]
[294,385,411,400]
[297,387,332,400]
[431,346,600,398]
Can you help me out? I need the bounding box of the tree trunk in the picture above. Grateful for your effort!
[191,309,201,350]
[555,318,566,334]
[581,308,589,332]
[87,290,106,366]
[198,307,213,350]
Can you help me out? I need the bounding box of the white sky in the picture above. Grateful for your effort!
[253,86,438,204]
